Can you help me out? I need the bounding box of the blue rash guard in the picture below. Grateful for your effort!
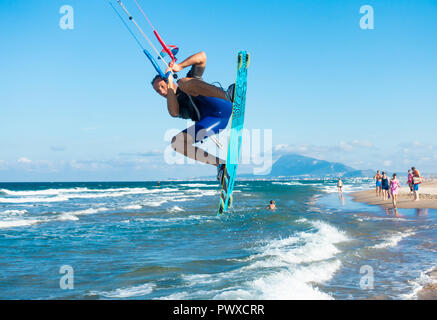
[176,65,233,143]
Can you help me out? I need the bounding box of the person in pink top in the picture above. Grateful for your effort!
[390,173,401,208]
[407,169,413,194]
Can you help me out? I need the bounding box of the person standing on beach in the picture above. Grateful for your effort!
[373,170,382,197]
[390,173,401,208]
[337,178,343,194]
[412,167,423,201]
[407,169,413,194]
[381,171,390,200]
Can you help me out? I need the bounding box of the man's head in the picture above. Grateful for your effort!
[151,75,167,97]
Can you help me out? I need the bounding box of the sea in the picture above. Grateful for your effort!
[0,179,436,300]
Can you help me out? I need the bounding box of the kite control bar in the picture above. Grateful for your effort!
[111,0,178,81]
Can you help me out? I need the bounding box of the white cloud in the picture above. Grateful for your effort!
[339,141,353,151]
[17,157,32,164]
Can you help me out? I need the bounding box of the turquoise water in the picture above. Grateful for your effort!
[0,179,436,299]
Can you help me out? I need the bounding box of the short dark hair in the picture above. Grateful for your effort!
[151,74,163,86]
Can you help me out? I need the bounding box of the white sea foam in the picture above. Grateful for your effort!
[0,219,40,229]
[179,220,347,300]
[122,204,142,210]
[357,215,409,222]
[370,230,415,249]
[271,181,302,186]
[71,207,110,215]
[142,200,168,207]
[182,274,221,286]
[0,187,90,196]
[320,183,371,194]
[400,266,437,300]
[0,209,28,216]
[0,196,70,203]
[90,283,155,298]
[158,292,189,300]
[0,187,181,204]
[167,206,184,213]
[56,207,109,222]
[57,213,80,221]
[250,220,348,266]
[186,189,218,196]
[180,183,211,188]
[142,215,212,225]
[215,260,339,300]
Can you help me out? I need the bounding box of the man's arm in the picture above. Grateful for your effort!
[171,51,206,72]
[166,75,179,117]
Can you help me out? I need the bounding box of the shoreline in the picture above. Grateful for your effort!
[350,181,437,300]
[417,268,437,300]
[350,181,437,209]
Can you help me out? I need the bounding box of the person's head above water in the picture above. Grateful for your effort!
[269,200,275,204]
[151,75,168,97]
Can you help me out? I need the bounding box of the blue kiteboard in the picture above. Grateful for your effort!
[218,51,250,215]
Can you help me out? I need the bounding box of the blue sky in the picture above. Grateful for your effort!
[1,0,437,181]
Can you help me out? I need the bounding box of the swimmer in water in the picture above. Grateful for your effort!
[265,200,277,210]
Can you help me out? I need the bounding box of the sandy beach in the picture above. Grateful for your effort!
[351,180,437,209]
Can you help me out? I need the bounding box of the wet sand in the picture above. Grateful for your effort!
[417,268,437,300]
[350,181,437,209]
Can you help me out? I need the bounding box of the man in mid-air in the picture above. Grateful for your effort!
[151,51,234,181]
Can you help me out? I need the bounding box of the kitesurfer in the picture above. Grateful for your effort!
[151,51,234,181]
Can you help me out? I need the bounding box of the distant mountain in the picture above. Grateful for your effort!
[268,154,372,178]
